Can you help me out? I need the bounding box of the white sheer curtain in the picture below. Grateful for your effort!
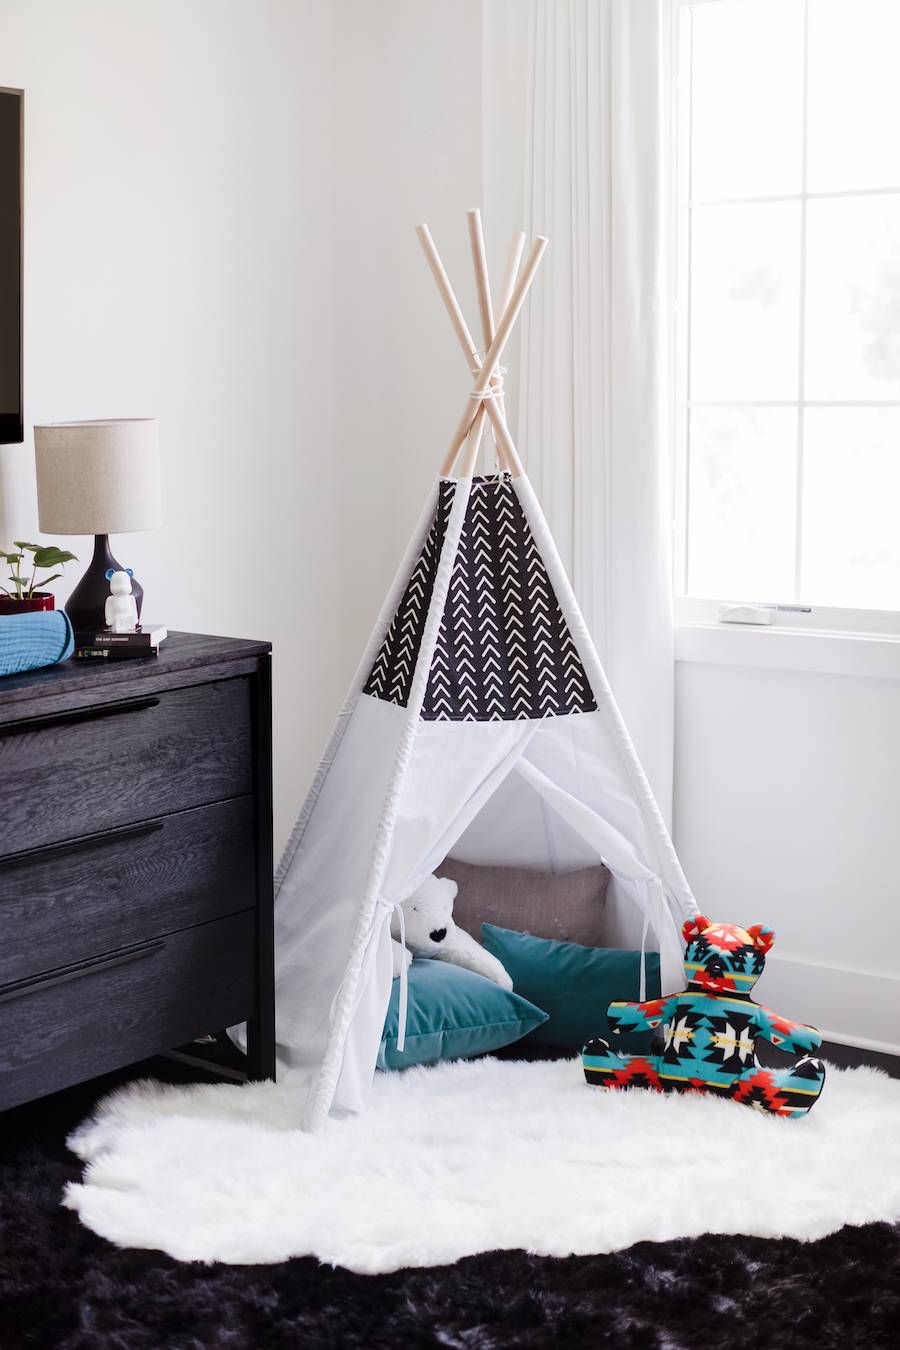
[483,0,674,817]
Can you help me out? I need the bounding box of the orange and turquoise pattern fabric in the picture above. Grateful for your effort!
[582,917,826,1118]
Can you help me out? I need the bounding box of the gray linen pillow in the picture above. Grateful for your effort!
[437,858,610,948]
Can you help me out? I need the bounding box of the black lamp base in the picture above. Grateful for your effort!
[65,535,143,633]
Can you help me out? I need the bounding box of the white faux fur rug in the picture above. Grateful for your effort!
[65,1057,900,1274]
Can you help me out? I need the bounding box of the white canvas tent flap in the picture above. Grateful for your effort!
[268,213,697,1130]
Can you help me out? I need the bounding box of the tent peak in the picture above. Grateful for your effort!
[416,209,547,479]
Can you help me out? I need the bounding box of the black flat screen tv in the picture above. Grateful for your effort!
[0,88,23,445]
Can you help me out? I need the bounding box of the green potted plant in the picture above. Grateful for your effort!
[0,541,78,615]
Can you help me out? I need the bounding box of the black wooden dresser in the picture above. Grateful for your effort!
[0,632,275,1112]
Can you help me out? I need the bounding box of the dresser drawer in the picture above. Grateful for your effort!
[0,797,256,986]
[0,678,252,854]
[0,911,255,1111]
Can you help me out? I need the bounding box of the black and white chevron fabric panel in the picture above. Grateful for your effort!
[423,475,597,720]
[364,474,597,722]
[363,482,455,707]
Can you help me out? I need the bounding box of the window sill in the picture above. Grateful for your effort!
[675,621,900,680]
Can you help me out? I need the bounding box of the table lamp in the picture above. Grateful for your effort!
[33,418,162,632]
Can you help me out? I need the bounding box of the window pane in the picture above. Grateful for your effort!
[687,407,797,599]
[807,0,900,193]
[689,202,801,401]
[800,408,900,609]
[804,195,900,401]
[688,0,804,200]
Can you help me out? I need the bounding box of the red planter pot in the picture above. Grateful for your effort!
[0,593,55,615]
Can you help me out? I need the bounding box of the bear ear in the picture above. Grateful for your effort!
[747,923,775,954]
[438,876,458,903]
[104,568,115,581]
[682,914,711,943]
[126,568,134,577]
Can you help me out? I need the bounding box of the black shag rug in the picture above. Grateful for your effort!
[1,1055,898,1350]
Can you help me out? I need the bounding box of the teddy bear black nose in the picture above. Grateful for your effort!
[429,927,447,943]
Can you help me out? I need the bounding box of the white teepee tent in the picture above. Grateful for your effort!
[273,211,698,1130]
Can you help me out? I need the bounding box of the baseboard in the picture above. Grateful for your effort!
[762,953,900,1057]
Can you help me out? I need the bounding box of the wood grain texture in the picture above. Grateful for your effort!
[0,678,252,853]
[0,631,271,718]
[0,633,276,1108]
[0,911,255,1111]
[0,797,256,985]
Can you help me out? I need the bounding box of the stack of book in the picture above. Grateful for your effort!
[74,625,168,661]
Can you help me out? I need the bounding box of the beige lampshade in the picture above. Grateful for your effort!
[34,418,162,535]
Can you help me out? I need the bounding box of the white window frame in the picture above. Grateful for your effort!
[669,0,900,653]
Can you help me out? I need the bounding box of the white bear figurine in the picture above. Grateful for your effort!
[104,569,138,633]
[390,874,513,990]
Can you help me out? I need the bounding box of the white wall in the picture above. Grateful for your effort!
[330,0,484,666]
[675,652,900,1053]
[0,0,339,856]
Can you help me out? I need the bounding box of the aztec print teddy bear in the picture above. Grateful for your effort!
[582,916,826,1118]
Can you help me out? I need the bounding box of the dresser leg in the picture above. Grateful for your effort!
[249,654,276,1083]
[246,1016,276,1082]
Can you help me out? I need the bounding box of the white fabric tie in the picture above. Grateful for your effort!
[393,901,409,1054]
[638,903,651,1002]
[638,877,668,1002]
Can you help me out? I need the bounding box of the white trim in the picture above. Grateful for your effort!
[685,399,900,409]
[686,184,900,208]
[676,593,900,637]
[675,621,900,680]
[672,2,692,598]
[761,953,900,1059]
[792,0,810,600]
[817,1027,900,1060]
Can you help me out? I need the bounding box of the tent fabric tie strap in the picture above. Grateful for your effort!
[468,359,506,401]
[392,900,409,1054]
[377,895,410,1055]
[639,905,651,1002]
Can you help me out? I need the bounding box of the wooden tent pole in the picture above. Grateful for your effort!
[414,223,480,364]
[415,222,503,472]
[464,211,525,474]
[415,221,542,478]
[414,222,491,475]
[498,229,527,319]
[467,208,496,354]
[459,209,495,478]
[443,234,547,475]
[458,410,488,479]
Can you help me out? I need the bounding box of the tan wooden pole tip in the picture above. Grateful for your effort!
[443,234,548,468]
[467,208,495,353]
[417,217,540,479]
[415,223,479,360]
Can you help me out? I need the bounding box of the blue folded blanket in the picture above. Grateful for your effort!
[0,610,74,676]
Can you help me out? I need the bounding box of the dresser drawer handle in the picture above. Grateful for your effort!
[0,819,164,873]
[0,939,166,1005]
[0,695,160,738]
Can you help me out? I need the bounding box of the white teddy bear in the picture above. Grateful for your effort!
[390,873,513,990]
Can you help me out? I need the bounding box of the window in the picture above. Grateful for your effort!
[674,0,900,626]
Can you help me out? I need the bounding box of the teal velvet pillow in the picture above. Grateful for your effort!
[480,924,661,1054]
[378,958,548,1070]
